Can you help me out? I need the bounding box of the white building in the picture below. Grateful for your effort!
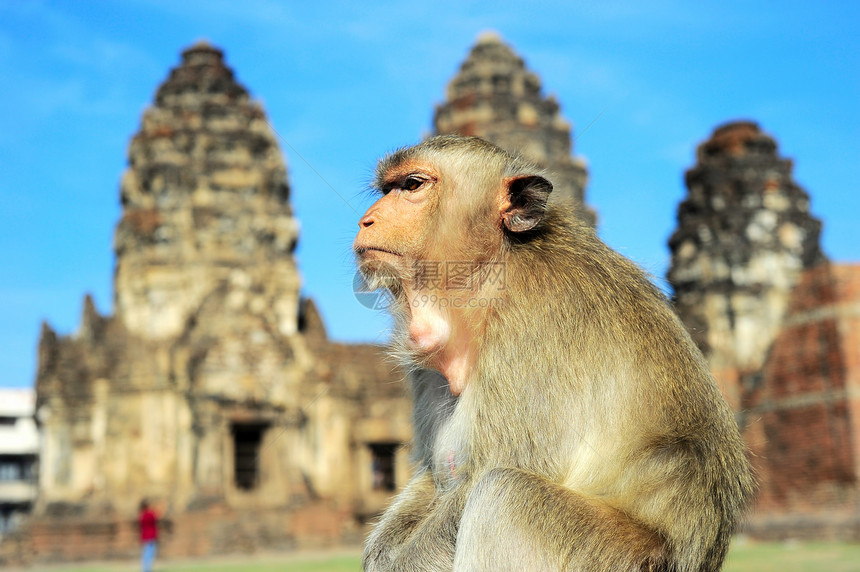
[0,389,38,537]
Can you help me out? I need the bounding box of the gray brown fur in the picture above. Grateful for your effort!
[357,135,754,572]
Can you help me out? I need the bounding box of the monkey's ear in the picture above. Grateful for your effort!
[501,175,553,233]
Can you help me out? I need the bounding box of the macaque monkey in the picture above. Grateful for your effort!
[354,135,753,571]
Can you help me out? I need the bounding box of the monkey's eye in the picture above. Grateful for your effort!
[402,175,424,191]
[380,174,427,195]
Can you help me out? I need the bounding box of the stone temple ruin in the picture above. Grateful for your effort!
[669,121,860,537]
[3,43,412,563]
[2,34,860,564]
[669,121,827,409]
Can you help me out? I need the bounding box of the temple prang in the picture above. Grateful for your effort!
[668,120,826,408]
[668,121,860,539]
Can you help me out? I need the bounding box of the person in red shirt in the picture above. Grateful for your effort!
[138,500,158,572]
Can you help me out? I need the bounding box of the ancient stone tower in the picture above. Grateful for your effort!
[115,42,300,342]
[37,39,314,521]
[667,121,826,407]
[434,32,595,224]
[12,43,410,565]
[669,122,860,538]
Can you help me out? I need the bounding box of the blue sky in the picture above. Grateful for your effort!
[1,1,857,389]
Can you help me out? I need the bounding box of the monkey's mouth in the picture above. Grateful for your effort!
[355,246,402,259]
[355,249,402,293]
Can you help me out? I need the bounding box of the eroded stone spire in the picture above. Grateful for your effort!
[114,43,300,339]
[668,121,826,406]
[434,32,594,224]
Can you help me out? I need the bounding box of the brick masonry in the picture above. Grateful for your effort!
[742,263,860,538]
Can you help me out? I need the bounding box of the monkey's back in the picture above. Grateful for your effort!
[470,205,754,568]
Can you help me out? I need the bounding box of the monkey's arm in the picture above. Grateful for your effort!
[454,468,667,572]
[363,469,440,571]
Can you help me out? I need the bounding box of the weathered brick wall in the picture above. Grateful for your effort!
[743,263,860,537]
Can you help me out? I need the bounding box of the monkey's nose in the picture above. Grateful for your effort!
[359,213,375,228]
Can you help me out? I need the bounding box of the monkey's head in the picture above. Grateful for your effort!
[354,135,552,393]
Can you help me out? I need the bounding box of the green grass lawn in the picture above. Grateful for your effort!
[11,551,364,572]
[161,554,361,572]
[16,541,860,572]
[724,540,860,572]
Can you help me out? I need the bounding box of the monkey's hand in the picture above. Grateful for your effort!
[363,470,440,571]
[453,468,667,572]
